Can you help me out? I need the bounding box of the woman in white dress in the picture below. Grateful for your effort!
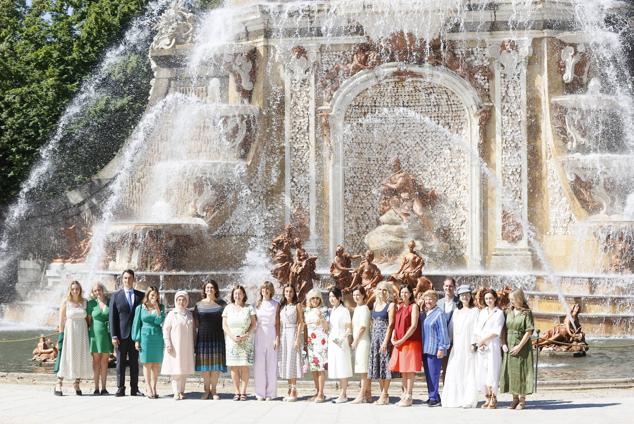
[161,290,195,400]
[442,284,480,408]
[351,287,371,403]
[278,284,304,402]
[474,288,506,409]
[222,285,256,401]
[327,287,353,403]
[54,281,92,396]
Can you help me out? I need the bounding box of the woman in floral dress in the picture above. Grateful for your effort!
[222,285,256,401]
[304,288,329,403]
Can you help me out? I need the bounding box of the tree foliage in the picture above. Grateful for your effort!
[0,0,152,208]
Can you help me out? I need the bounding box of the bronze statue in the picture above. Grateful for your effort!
[535,303,588,354]
[380,157,436,231]
[269,225,296,286]
[389,240,426,287]
[330,244,361,290]
[289,248,318,303]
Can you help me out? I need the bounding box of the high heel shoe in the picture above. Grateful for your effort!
[517,396,526,410]
[53,382,62,396]
[286,385,298,402]
[73,380,82,396]
[487,395,498,409]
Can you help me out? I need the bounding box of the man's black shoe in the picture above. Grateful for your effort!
[115,389,125,397]
[428,399,441,407]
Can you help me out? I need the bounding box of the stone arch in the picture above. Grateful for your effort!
[326,63,484,269]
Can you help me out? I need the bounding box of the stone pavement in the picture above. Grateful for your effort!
[0,381,631,424]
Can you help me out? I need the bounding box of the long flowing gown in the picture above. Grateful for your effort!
[57,301,92,380]
[327,305,353,379]
[278,304,303,379]
[474,307,505,394]
[499,309,535,395]
[352,305,371,374]
[161,310,195,376]
[442,307,480,407]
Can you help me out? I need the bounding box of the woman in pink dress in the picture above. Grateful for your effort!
[161,291,195,400]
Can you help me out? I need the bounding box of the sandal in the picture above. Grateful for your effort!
[240,394,247,401]
[233,393,240,401]
[201,391,210,400]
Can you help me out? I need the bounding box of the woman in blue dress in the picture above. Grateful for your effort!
[132,286,165,399]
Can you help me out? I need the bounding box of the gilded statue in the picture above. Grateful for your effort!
[388,240,426,287]
[380,157,436,231]
[329,244,361,290]
[269,225,296,286]
[289,248,318,303]
[535,303,588,354]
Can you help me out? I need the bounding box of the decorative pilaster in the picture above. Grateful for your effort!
[280,45,321,251]
[490,40,533,270]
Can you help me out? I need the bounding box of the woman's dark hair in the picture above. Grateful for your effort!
[329,287,343,302]
[201,279,219,300]
[142,286,160,309]
[230,285,248,304]
[457,292,475,309]
[280,284,298,308]
[353,286,367,299]
[399,284,413,303]
[482,288,498,306]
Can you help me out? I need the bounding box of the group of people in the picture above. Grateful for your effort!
[53,270,535,410]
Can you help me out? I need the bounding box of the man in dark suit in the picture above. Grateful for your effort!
[109,269,144,396]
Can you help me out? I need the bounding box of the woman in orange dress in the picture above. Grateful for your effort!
[389,284,421,407]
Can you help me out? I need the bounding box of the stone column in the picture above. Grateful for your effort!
[489,40,533,270]
[280,45,322,253]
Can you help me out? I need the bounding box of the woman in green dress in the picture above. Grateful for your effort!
[132,286,165,399]
[87,283,114,395]
[499,288,535,410]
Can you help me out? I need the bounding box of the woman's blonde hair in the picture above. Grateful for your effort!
[257,281,275,308]
[422,289,438,301]
[90,282,108,300]
[376,281,392,301]
[306,288,322,307]
[510,288,530,311]
[66,280,84,304]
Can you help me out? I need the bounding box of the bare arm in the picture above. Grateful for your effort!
[222,316,238,342]
[295,304,304,350]
[58,302,67,334]
[380,303,395,353]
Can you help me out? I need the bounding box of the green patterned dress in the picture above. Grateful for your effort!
[499,309,535,395]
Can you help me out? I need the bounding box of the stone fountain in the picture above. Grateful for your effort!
[2,0,633,336]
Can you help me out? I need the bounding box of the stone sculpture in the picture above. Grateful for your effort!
[346,250,382,307]
[151,0,196,50]
[388,240,426,287]
[32,335,58,363]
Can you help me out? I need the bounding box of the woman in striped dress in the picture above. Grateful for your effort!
[194,280,227,400]
[277,284,304,401]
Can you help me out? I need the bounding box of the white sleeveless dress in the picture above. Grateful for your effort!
[57,302,92,379]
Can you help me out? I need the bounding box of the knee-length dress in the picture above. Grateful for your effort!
[278,303,303,379]
[389,302,422,373]
[222,303,255,366]
[352,305,371,374]
[57,301,92,380]
[328,305,353,379]
[499,309,535,395]
[86,299,113,353]
[161,309,195,376]
[131,304,165,363]
[442,307,480,407]
[194,300,227,372]
[304,306,328,372]
[474,306,505,394]
[368,302,392,380]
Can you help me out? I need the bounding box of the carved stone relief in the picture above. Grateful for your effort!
[151,0,196,50]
